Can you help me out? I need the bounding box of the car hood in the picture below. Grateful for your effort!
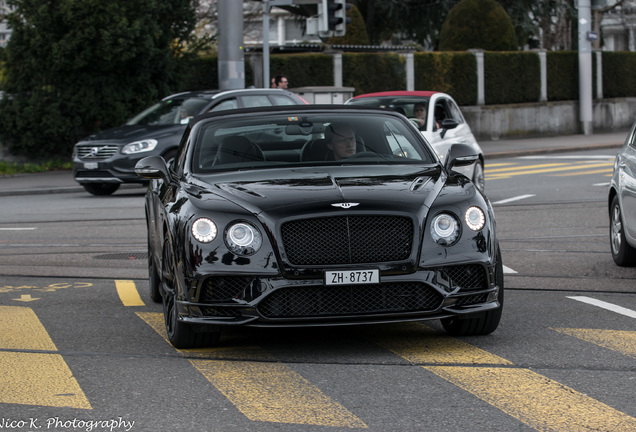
[78,124,186,144]
[187,165,445,218]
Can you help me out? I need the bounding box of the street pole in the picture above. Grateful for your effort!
[217,0,245,90]
[578,0,593,135]
[263,1,271,89]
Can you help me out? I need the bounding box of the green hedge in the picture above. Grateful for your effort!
[134,50,636,105]
[603,52,636,99]
[484,52,540,104]
[414,52,477,106]
[343,52,405,94]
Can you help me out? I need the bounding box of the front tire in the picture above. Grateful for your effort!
[161,237,220,348]
[441,246,504,336]
[610,195,636,266]
[82,183,120,196]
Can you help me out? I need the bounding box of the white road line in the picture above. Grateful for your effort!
[567,296,636,318]
[593,182,610,187]
[492,194,535,205]
[503,265,517,274]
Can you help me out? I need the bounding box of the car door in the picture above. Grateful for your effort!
[618,127,636,241]
[423,94,476,162]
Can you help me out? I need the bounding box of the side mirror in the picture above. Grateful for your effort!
[135,155,171,182]
[445,143,479,171]
[439,118,459,138]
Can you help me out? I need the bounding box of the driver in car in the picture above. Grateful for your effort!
[326,123,357,160]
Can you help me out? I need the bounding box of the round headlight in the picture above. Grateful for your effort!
[226,222,262,255]
[431,213,460,245]
[465,206,486,231]
[192,218,217,243]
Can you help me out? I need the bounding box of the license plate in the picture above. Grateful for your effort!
[84,162,98,169]
[325,269,380,286]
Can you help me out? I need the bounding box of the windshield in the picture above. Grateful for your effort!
[347,97,432,119]
[126,97,209,126]
[190,112,436,174]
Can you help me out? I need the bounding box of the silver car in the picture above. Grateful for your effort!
[609,121,636,266]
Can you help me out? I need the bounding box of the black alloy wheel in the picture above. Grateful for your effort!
[441,246,504,336]
[610,195,636,266]
[161,237,220,348]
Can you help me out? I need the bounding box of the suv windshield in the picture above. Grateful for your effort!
[126,97,209,126]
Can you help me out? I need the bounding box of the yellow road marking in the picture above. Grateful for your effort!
[487,162,570,174]
[115,280,144,306]
[0,306,92,409]
[552,328,636,359]
[427,366,636,432]
[373,323,636,432]
[369,323,512,365]
[552,168,614,177]
[192,360,367,428]
[0,352,92,409]
[137,312,367,428]
[487,162,612,178]
[0,306,57,350]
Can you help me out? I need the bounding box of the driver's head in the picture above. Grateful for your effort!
[326,123,356,160]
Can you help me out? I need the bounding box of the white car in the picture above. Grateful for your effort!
[346,91,485,191]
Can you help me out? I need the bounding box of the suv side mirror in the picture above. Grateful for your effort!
[445,143,479,171]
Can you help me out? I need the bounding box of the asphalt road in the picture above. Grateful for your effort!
[0,147,635,432]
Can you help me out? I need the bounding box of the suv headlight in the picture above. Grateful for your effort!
[121,139,158,155]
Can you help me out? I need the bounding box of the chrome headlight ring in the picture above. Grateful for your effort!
[225,222,263,256]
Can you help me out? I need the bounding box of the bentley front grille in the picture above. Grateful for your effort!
[257,282,443,318]
[281,215,413,265]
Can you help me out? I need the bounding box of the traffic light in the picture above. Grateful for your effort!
[326,0,351,36]
[312,0,350,37]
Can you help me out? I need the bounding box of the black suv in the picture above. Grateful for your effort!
[72,88,306,195]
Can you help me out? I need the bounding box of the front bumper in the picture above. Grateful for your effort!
[175,264,500,328]
[73,157,147,184]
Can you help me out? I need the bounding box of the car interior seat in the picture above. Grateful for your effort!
[214,136,265,165]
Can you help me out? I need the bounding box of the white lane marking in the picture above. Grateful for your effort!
[503,265,517,274]
[492,194,535,205]
[567,296,636,318]
[0,228,37,231]
[594,182,610,187]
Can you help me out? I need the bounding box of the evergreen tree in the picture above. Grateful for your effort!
[0,0,197,157]
[438,0,518,51]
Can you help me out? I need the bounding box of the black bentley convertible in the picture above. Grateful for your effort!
[135,105,503,348]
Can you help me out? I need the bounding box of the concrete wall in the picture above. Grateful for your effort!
[462,97,636,141]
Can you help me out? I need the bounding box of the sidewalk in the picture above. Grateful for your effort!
[0,130,629,197]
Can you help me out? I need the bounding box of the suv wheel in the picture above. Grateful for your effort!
[82,183,120,196]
